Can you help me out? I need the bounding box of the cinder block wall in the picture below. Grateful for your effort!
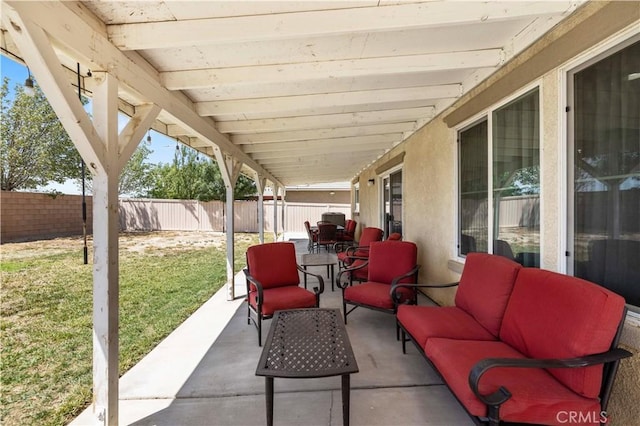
[1,191,93,243]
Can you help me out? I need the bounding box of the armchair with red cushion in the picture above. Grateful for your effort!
[244,242,324,346]
[304,220,318,253]
[343,230,402,285]
[338,219,357,242]
[316,222,338,252]
[336,226,383,270]
[336,240,420,325]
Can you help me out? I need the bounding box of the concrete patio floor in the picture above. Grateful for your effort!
[72,238,473,426]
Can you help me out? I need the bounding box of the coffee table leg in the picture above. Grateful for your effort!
[342,374,350,426]
[266,377,274,426]
[303,266,308,289]
[331,265,335,291]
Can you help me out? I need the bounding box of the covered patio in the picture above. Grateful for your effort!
[2,1,638,424]
[71,238,471,426]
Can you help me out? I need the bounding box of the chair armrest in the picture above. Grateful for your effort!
[243,268,265,305]
[386,265,421,303]
[468,348,633,407]
[296,265,325,294]
[391,282,459,304]
[336,260,370,289]
[333,241,355,253]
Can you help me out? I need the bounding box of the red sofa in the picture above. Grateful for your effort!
[395,253,632,426]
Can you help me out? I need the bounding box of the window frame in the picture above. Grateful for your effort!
[562,30,640,312]
[455,83,542,262]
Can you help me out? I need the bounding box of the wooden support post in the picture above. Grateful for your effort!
[273,185,279,241]
[91,72,120,426]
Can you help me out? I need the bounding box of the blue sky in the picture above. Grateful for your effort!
[1,55,180,194]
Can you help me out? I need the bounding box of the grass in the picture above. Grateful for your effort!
[0,232,272,426]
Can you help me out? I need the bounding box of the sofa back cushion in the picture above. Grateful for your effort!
[455,253,521,337]
[246,242,300,290]
[500,268,626,398]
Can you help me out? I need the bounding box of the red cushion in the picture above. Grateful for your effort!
[500,268,626,398]
[368,241,417,284]
[350,259,368,281]
[397,305,496,349]
[355,227,383,256]
[337,251,355,265]
[246,242,300,290]
[344,282,413,309]
[455,253,521,337]
[425,338,602,425]
[248,286,317,316]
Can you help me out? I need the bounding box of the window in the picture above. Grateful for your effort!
[568,39,640,307]
[353,183,360,213]
[382,169,402,238]
[458,88,540,265]
[459,120,488,254]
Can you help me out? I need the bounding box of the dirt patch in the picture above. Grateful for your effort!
[0,231,241,261]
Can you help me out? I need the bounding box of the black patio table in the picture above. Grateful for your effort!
[255,308,359,426]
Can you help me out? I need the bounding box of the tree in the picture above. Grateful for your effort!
[79,142,155,197]
[147,145,256,201]
[1,78,83,190]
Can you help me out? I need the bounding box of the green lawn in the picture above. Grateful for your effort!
[0,232,270,426]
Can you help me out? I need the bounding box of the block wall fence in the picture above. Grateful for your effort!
[1,191,350,243]
[1,191,93,243]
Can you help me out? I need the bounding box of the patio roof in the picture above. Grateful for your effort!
[0,0,585,187]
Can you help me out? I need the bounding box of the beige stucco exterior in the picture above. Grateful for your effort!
[354,2,640,423]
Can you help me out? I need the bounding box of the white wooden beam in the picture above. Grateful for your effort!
[91,72,121,426]
[260,152,381,167]
[242,134,401,154]
[232,123,415,144]
[214,147,242,301]
[5,1,283,188]
[196,85,457,118]
[186,71,468,102]
[1,7,106,174]
[162,50,502,90]
[217,107,434,133]
[108,1,578,49]
[117,103,161,172]
[252,173,267,244]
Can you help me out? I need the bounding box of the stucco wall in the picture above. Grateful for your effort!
[356,2,640,423]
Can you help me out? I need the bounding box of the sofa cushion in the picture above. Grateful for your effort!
[246,242,300,289]
[249,287,317,316]
[425,338,602,425]
[455,253,521,337]
[344,282,413,309]
[397,305,496,349]
[500,268,626,398]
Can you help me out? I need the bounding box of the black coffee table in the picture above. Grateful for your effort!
[255,308,359,426]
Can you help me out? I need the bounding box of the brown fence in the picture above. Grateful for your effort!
[1,191,350,242]
[1,191,93,243]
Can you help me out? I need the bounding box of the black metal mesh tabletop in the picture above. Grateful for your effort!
[256,308,359,379]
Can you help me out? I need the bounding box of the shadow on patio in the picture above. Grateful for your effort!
[72,239,472,426]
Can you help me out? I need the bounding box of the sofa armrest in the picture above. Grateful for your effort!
[296,265,325,294]
[468,348,633,407]
[390,282,459,304]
